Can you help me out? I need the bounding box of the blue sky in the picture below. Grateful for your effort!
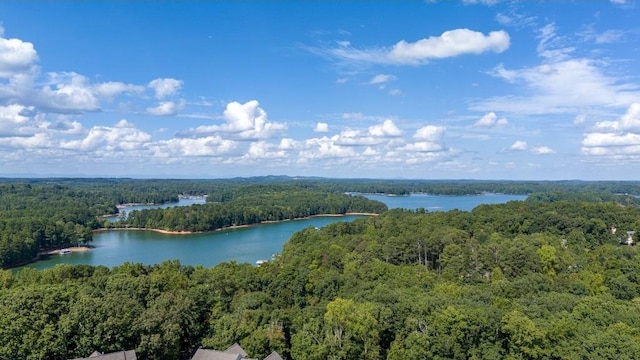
[1,1,639,179]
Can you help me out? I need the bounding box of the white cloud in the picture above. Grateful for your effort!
[362,147,379,156]
[619,102,640,131]
[400,125,446,153]
[574,114,587,125]
[342,112,364,120]
[330,120,403,147]
[476,23,640,115]
[300,136,357,159]
[150,136,237,158]
[0,29,38,78]
[278,138,298,150]
[595,30,625,44]
[388,89,402,96]
[326,28,510,65]
[479,58,640,114]
[314,122,329,133]
[509,140,528,151]
[146,101,180,116]
[583,132,640,147]
[414,125,444,141]
[44,118,84,135]
[0,132,51,149]
[0,104,31,135]
[38,72,100,112]
[532,146,555,154]
[191,100,286,139]
[148,78,183,99]
[594,103,640,132]
[369,119,402,137]
[244,141,289,160]
[582,103,640,157]
[61,119,151,152]
[368,74,396,84]
[473,112,508,128]
[94,81,145,101]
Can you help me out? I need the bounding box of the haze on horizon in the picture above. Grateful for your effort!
[1,1,639,180]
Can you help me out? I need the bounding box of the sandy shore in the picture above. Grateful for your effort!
[46,246,94,255]
[95,227,195,235]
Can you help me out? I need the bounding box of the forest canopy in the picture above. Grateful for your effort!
[2,178,640,358]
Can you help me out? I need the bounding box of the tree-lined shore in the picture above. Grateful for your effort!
[3,194,640,359]
[3,177,640,269]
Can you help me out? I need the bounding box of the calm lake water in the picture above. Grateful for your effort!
[18,193,526,271]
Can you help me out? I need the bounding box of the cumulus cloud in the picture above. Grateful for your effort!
[0,26,38,78]
[0,104,31,135]
[150,136,237,158]
[0,24,185,116]
[60,119,151,152]
[504,141,553,154]
[509,140,528,151]
[369,119,402,137]
[189,100,286,139]
[582,103,640,157]
[401,125,446,152]
[94,81,145,101]
[473,112,508,128]
[332,120,403,147]
[300,136,357,159]
[37,72,101,112]
[314,122,329,133]
[243,141,289,160]
[146,101,181,116]
[25,71,147,114]
[148,78,183,99]
[414,125,444,141]
[0,132,51,149]
[325,28,510,65]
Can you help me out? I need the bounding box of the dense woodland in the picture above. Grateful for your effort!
[8,177,638,268]
[2,178,640,359]
[114,188,387,232]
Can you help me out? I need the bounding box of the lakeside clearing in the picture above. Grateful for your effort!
[45,246,94,255]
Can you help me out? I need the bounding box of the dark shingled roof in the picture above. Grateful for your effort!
[191,349,245,360]
[190,343,280,360]
[70,350,137,360]
[263,351,284,360]
[224,343,248,357]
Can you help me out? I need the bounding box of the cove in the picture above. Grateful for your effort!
[19,215,366,271]
[362,193,527,212]
[17,193,526,271]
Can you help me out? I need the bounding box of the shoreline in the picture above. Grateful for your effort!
[95,212,378,235]
[5,245,96,270]
[45,246,94,255]
[8,213,376,270]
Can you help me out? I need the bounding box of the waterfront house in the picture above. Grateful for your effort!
[191,343,282,360]
[70,350,136,360]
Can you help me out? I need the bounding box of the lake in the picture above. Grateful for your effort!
[17,193,526,271]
